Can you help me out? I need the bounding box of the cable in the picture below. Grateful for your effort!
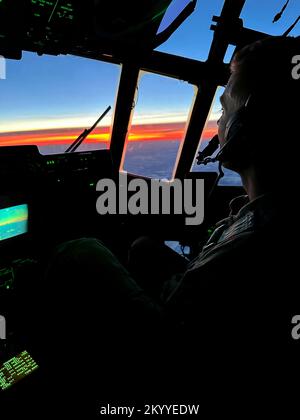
[207,161,224,200]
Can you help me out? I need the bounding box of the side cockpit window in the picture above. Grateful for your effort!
[190,86,242,186]
[0,53,121,155]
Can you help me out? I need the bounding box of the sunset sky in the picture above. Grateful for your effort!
[0,0,298,152]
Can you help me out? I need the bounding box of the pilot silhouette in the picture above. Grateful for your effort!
[44,36,299,410]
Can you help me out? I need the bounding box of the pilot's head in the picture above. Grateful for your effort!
[217,36,300,179]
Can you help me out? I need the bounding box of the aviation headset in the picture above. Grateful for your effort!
[197,93,259,167]
[197,35,300,176]
[216,94,253,163]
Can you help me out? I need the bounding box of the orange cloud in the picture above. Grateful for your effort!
[0,121,218,147]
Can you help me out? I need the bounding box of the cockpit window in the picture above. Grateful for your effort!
[156,1,299,61]
[0,52,121,155]
[157,0,194,34]
[241,1,299,36]
[155,0,224,61]
[191,86,242,186]
[121,71,196,179]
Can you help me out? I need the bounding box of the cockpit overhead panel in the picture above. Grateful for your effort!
[0,0,198,60]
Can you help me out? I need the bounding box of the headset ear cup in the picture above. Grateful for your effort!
[218,106,249,163]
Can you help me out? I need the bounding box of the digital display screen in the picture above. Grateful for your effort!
[0,351,39,391]
[31,0,75,21]
[0,204,28,242]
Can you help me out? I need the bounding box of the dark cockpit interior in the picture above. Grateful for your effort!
[0,0,299,416]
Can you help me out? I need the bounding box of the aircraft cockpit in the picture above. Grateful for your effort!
[0,0,299,415]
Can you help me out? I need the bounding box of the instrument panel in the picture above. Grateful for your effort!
[0,145,114,256]
[0,0,173,59]
[0,145,113,188]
